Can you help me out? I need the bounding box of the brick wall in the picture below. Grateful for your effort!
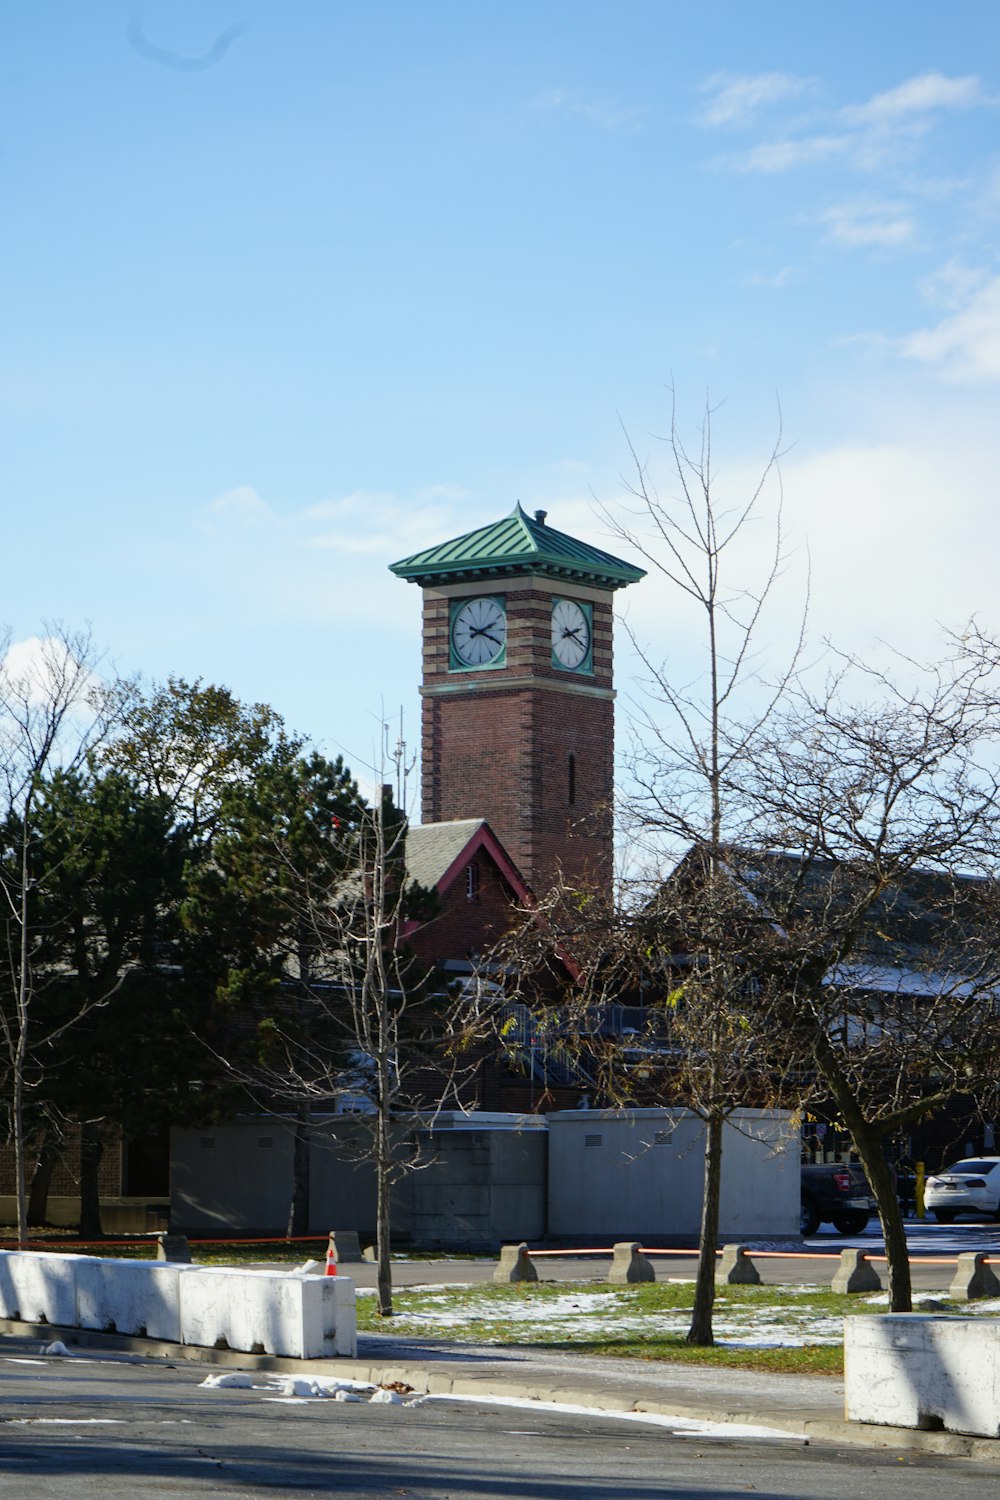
[420,581,617,894]
[0,1123,122,1198]
[406,847,523,968]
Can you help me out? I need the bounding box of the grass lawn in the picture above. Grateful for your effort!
[354,1279,985,1377]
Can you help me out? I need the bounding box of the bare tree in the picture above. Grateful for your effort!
[196,741,447,1318]
[0,626,123,1245]
[740,632,1000,1311]
[596,394,806,1345]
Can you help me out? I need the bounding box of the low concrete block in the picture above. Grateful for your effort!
[607,1242,655,1285]
[156,1234,191,1263]
[0,1251,92,1326]
[75,1259,186,1341]
[493,1243,537,1283]
[845,1314,1000,1437]
[948,1252,1000,1302]
[178,1267,356,1358]
[831,1248,882,1294]
[717,1244,761,1286]
[327,1231,363,1264]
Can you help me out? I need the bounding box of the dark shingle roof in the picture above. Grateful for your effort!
[405,820,487,891]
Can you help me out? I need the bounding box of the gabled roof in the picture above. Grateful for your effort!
[662,844,996,999]
[405,819,533,906]
[389,504,646,591]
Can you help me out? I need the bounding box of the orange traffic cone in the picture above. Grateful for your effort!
[325,1237,337,1276]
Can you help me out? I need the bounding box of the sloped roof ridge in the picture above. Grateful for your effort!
[389,503,645,589]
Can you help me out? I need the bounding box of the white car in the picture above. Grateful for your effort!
[924,1157,1000,1223]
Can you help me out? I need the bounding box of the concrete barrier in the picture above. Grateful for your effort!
[831,1248,881,1294]
[607,1242,655,1284]
[493,1243,537,1283]
[327,1230,363,1264]
[717,1244,761,1285]
[845,1315,1000,1437]
[0,1251,357,1359]
[178,1267,356,1358]
[948,1252,1000,1302]
[75,1259,187,1341]
[0,1251,93,1326]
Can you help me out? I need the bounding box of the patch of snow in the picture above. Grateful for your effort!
[199,1371,254,1388]
[42,1341,71,1356]
[379,1289,845,1348]
[9,1418,126,1426]
[369,1388,405,1404]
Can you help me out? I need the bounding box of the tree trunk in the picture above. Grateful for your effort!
[807,1026,912,1310]
[28,1130,61,1227]
[286,1105,311,1238]
[12,1064,28,1248]
[78,1123,105,1239]
[374,1090,394,1317]
[851,1127,912,1311]
[687,1107,724,1345]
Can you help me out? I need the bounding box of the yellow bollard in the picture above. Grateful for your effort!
[915,1161,925,1219]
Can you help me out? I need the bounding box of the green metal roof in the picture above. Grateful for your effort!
[389,504,646,590]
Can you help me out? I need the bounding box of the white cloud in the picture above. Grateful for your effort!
[698,71,812,128]
[301,489,463,555]
[900,274,1000,381]
[529,89,644,130]
[206,486,276,525]
[709,71,991,186]
[843,72,986,126]
[746,265,800,288]
[815,200,916,248]
[717,134,850,174]
[918,259,989,310]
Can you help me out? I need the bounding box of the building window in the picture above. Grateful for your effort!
[568,752,576,806]
[466,862,480,902]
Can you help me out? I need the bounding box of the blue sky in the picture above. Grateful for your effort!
[5,2,1000,796]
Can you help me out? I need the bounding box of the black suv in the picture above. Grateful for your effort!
[800,1162,876,1235]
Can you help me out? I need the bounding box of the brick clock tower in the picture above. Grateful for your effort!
[390,505,644,895]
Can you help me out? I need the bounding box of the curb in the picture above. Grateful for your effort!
[4,1319,999,1462]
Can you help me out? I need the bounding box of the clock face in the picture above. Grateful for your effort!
[451,595,507,668]
[551,598,591,671]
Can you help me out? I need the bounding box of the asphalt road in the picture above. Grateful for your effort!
[0,1346,997,1499]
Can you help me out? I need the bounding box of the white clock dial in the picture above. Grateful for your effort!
[452,596,507,667]
[551,598,591,670]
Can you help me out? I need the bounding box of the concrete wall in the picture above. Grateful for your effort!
[406,1122,547,1248]
[171,1113,547,1248]
[546,1108,798,1241]
[172,1107,795,1244]
[171,1120,299,1232]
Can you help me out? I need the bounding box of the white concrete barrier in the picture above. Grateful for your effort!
[0,1251,93,1326]
[76,1258,187,1341]
[178,1267,356,1358]
[845,1314,1000,1438]
[0,1251,357,1359]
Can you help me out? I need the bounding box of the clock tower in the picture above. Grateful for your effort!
[390,505,644,895]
